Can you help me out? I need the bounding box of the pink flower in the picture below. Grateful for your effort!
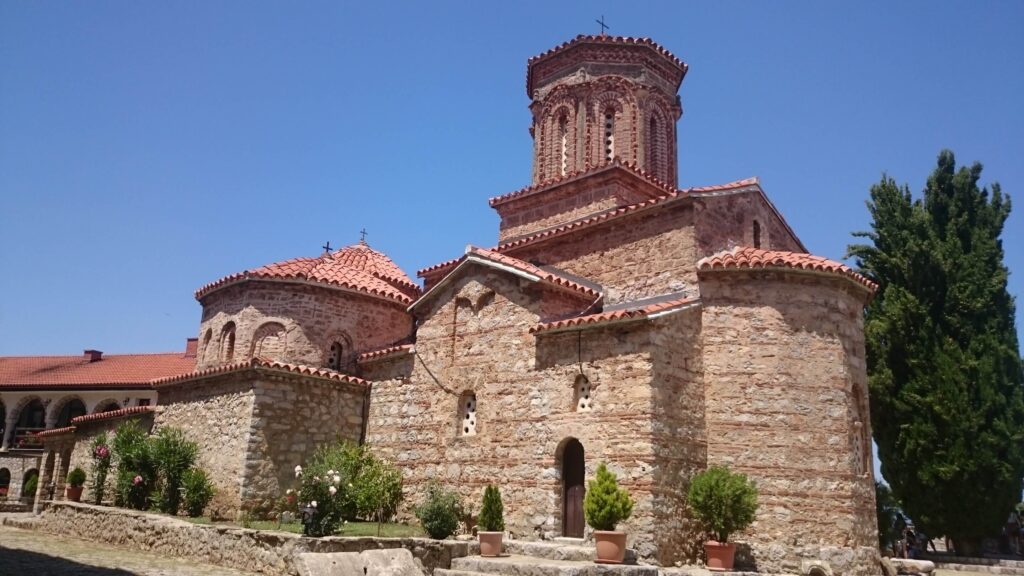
[93,445,110,459]
[133,475,143,486]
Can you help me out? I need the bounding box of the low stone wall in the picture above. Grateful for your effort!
[18,501,469,576]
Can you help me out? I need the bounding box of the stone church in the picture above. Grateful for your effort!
[8,34,878,575]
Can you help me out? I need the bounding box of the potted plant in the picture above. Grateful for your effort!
[688,465,758,571]
[478,485,505,557]
[66,467,87,502]
[583,463,634,564]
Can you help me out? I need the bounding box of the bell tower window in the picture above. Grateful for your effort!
[558,115,569,176]
[219,322,236,363]
[459,392,477,436]
[604,109,615,161]
[328,342,343,371]
[649,116,659,177]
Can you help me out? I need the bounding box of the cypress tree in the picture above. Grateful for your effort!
[848,150,1024,553]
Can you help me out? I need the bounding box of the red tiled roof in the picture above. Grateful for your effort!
[526,35,688,96]
[488,161,676,207]
[70,406,154,425]
[35,426,76,438]
[357,344,415,364]
[488,178,757,256]
[531,296,700,334]
[412,246,602,310]
[0,353,196,390]
[697,247,877,291]
[195,242,419,306]
[151,357,368,388]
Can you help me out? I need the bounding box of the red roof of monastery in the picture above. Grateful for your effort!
[151,357,368,387]
[71,406,155,425]
[357,344,415,364]
[195,242,419,306]
[488,160,677,207]
[697,247,877,291]
[526,35,688,96]
[0,352,196,390]
[413,246,602,307]
[531,296,700,334]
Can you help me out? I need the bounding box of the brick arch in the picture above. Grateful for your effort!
[324,331,354,372]
[8,395,46,436]
[200,328,214,364]
[588,84,634,167]
[219,320,237,363]
[47,395,87,428]
[250,320,288,360]
[643,101,673,184]
[537,92,578,181]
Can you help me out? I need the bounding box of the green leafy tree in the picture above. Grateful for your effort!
[583,463,634,531]
[112,421,157,509]
[181,468,215,518]
[352,456,403,536]
[687,466,758,543]
[415,481,463,539]
[478,485,504,532]
[848,150,1024,553]
[151,427,199,515]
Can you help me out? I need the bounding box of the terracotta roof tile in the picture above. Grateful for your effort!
[488,161,676,207]
[356,344,415,363]
[195,242,419,305]
[413,246,602,308]
[70,406,154,425]
[526,35,688,96]
[0,353,196,390]
[35,426,76,438]
[697,247,877,291]
[531,296,700,334]
[151,357,368,388]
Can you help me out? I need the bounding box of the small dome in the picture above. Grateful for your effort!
[196,241,420,305]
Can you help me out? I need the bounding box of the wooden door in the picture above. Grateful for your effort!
[563,439,585,537]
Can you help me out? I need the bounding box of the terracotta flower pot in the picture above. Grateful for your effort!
[594,530,627,564]
[704,540,737,571]
[65,485,84,503]
[478,531,503,557]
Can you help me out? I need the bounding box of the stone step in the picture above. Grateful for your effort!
[930,562,1024,576]
[1,515,41,531]
[500,540,635,564]
[451,554,658,576]
[436,569,493,576]
[925,554,1024,569]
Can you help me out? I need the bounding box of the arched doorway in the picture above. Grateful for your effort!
[21,468,38,498]
[562,438,585,537]
[0,468,10,499]
[14,399,45,449]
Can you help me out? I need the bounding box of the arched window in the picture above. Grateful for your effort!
[55,398,87,428]
[220,321,237,363]
[648,116,659,177]
[250,322,286,359]
[574,375,593,412]
[753,220,762,248]
[603,108,615,161]
[328,341,344,371]
[558,115,569,176]
[458,392,477,436]
[201,329,213,361]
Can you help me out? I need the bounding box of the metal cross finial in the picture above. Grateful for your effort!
[359,228,368,244]
[595,15,609,36]
[322,241,332,253]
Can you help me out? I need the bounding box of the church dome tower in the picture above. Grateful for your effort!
[527,35,688,186]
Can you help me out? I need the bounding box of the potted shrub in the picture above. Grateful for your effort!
[583,463,634,564]
[478,485,505,557]
[66,467,87,502]
[688,465,759,571]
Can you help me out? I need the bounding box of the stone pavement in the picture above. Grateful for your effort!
[0,523,259,576]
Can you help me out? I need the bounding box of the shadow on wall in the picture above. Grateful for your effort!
[0,545,136,575]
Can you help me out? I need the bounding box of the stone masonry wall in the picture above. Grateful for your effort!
[648,306,706,564]
[364,267,693,563]
[243,375,366,513]
[196,283,412,371]
[693,191,804,257]
[156,375,255,517]
[700,271,877,576]
[0,453,40,501]
[502,201,697,305]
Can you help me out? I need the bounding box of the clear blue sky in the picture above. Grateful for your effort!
[2,1,1022,358]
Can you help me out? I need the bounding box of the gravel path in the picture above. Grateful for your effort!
[0,523,259,575]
